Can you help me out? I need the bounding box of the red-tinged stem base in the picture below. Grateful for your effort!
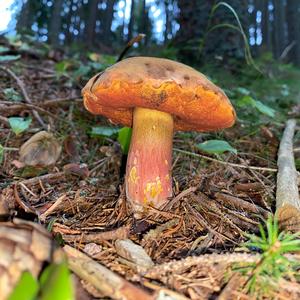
[126,107,173,212]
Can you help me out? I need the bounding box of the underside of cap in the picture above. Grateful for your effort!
[82,57,236,131]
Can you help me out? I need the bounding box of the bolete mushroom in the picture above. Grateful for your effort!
[82,57,236,212]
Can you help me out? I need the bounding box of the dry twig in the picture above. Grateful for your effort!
[63,225,130,243]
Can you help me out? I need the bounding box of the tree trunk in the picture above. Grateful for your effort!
[262,0,272,52]
[273,0,286,58]
[127,0,135,41]
[137,0,149,44]
[164,0,170,42]
[175,0,248,64]
[102,0,116,44]
[49,0,63,46]
[286,0,300,66]
[16,0,33,33]
[84,0,100,48]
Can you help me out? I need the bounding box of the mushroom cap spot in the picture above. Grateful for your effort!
[82,57,236,132]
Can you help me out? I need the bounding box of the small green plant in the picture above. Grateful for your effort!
[200,1,260,72]
[8,117,32,135]
[238,216,300,297]
[89,125,132,154]
[196,139,237,155]
[9,262,74,300]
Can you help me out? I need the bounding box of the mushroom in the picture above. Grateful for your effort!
[82,57,236,212]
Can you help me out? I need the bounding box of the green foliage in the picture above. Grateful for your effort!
[0,55,21,62]
[8,117,32,135]
[117,127,132,154]
[196,140,237,155]
[54,53,115,85]
[90,126,120,138]
[237,216,300,297]
[39,262,74,300]
[89,126,132,154]
[3,87,23,102]
[237,96,275,118]
[8,262,74,300]
[8,272,39,300]
[0,46,10,53]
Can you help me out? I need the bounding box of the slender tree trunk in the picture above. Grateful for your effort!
[137,0,149,44]
[84,0,100,48]
[16,0,33,33]
[121,0,127,41]
[127,0,135,41]
[164,0,170,42]
[262,0,272,52]
[49,0,63,46]
[273,0,286,58]
[286,0,300,66]
[102,0,116,44]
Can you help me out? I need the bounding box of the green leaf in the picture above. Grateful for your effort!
[73,65,91,79]
[55,61,71,75]
[90,126,119,137]
[39,262,74,300]
[0,144,3,164]
[237,95,256,107]
[8,272,39,300]
[117,127,132,154]
[196,140,237,155]
[237,96,275,118]
[0,55,21,62]
[0,46,9,53]
[236,87,250,95]
[8,117,32,135]
[3,88,23,102]
[254,101,275,118]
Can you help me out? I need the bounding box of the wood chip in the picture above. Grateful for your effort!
[115,239,154,272]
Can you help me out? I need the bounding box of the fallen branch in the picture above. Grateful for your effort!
[276,119,300,231]
[64,245,154,300]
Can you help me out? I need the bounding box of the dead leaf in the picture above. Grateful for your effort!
[63,163,89,178]
[64,135,80,162]
[19,131,62,167]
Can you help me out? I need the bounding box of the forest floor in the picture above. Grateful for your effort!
[0,37,300,299]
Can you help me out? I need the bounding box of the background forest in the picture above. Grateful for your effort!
[2,0,300,66]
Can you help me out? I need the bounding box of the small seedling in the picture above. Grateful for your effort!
[236,216,300,297]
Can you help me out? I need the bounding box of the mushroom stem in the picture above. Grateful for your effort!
[126,107,173,211]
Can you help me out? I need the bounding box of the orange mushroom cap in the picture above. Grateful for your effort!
[82,56,236,131]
